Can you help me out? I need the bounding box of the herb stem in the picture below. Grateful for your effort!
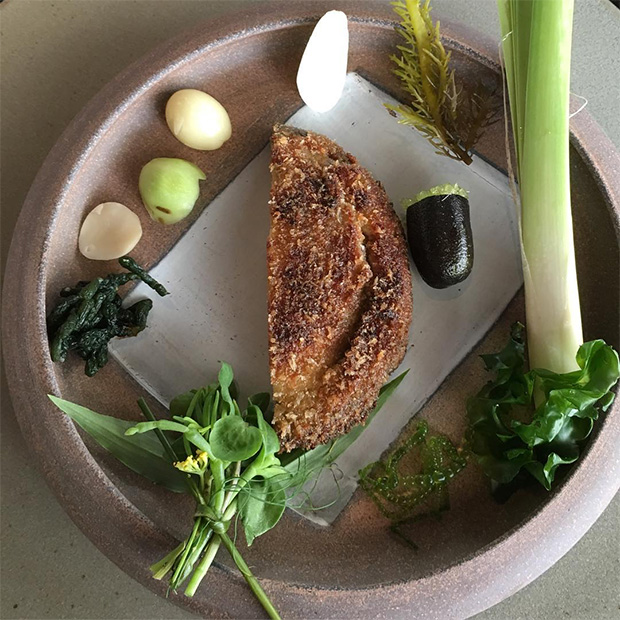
[221,499,238,523]
[217,530,281,620]
[137,398,178,461]
[449,142,473,166]
[138,397,203,503]
[184,492,240,596]
[184,536,222,597]
[210,460,227,515]
[179,463,246,597]
[150,541,185,580]
[175,520,213,586]
[170,518,202,589]
[223,461,242,507]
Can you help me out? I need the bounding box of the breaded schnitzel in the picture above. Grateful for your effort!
[267,125,412,452]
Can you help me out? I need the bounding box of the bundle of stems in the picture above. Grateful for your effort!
[130,372,286,620]
[51,365,408,617]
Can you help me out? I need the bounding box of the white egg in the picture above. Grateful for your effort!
[165,89,232,151]
[296,10,349,113]
[78,202,142,260]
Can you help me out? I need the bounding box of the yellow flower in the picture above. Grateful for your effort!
[174,450,209,475]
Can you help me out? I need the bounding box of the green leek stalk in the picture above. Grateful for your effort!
[498,0,582,373]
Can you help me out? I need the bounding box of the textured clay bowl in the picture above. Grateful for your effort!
[3,2,620,618]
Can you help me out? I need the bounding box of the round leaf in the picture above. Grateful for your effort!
[209,416,262,462]
[238,478,286,546]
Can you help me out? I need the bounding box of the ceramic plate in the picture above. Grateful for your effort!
[3,2,620,618]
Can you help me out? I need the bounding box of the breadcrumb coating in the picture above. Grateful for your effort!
[267,125,412,451]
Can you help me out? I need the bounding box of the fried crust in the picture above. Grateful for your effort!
[267,125,412,451]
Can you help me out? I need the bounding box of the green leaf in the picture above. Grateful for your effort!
[209,415,262,462]
[467,325,620,489]
[248,393,271,416]
[243,406,282,475]
[208,390,220,428]
[238,478,286,546]
[281,370,409,474]
[525,452,578,490]
[599,391,615,412]
[258,465,288,479]
[254,407,280,456]
[217,362,235,416]
[169,435,190,461]
[169,390,197,418]
[183,429,211,454]
[49,395,188,493]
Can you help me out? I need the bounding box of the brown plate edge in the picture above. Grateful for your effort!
[2,2,620,618]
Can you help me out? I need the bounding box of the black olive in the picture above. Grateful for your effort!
[406,193,473,289]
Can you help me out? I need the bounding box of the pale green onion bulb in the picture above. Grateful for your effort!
[139,158,206,225]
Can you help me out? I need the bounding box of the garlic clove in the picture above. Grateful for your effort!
[296,10,349,113]
[165,89,232,151]
[78,202,142,260]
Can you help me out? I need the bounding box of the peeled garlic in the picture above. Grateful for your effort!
[296,10,349,113]
[78,202,142,260]
[165,89,232,151]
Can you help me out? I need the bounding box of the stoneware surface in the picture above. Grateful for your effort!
[2,1,620,618]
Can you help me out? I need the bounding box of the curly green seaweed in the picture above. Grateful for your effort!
[359,420,466,523]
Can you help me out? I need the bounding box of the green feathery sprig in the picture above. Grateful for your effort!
[387,0,499,165]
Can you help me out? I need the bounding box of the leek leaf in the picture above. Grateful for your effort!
[498,0,583,373]
[281,371,409,474]
[48,395,188,493]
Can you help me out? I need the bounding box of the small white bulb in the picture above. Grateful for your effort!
[78,202,142,260]
[296,10,349,113]
[165,89,232,151]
